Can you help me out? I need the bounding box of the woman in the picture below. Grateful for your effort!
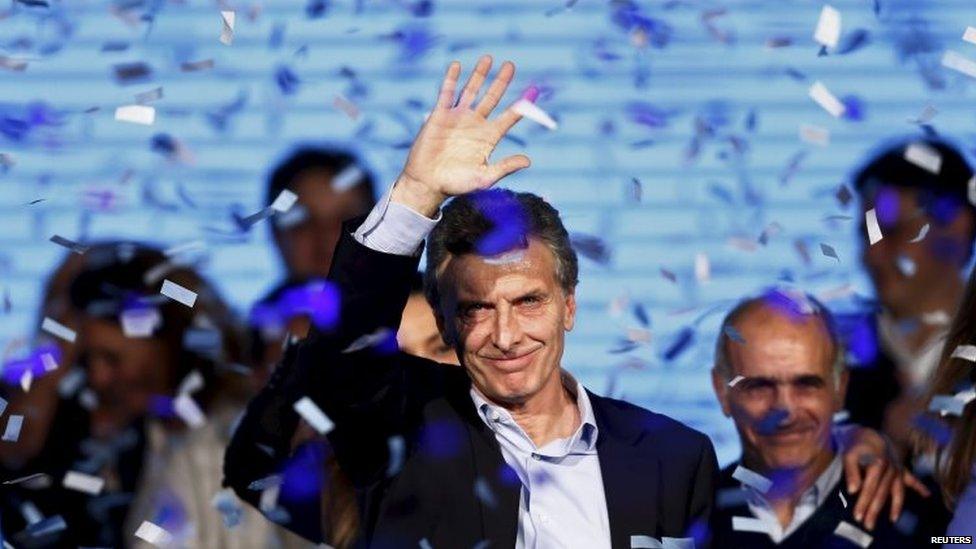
[922,265,976,541]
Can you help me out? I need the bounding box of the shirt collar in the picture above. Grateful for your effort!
[745,453,843,510]
[469,370,599,453]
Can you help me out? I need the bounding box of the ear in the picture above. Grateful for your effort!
[711,368,732,417]
[563,289,577,332]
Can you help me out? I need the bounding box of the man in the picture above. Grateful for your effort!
[709,290,948,547]
[226,56,716,548]
[843,137,975,454]
[266,146,377,279]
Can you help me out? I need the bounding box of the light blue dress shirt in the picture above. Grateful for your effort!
[353,190,614,548]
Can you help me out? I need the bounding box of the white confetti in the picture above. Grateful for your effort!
[798,124,829,146]
[813,5,842,49]
[732,465,773,493]
[909,223,930,243]
[134,520,173,547]
[342,328,392,353]
[114,105,156,125]
[904,143,942,174]
[160,279,197,307]
[2,415,24,442]
[929,395,967,416]
[832,410,850,423]
[808,81,846,118]
[20,370,32,392]
[332,165,364,192]
[732,516,772,534]
[3,472,50,487]
[62,471,105,495]
[164,240,206,257]
[965,26,976,45]
[41,317,76,343]
[951,344,976,362]
[219,11,235,45]
[922,310,951,326]
[121,307,161,338]
[177,370,204,395]
[0,396,6,416]
[512,99,558,130]
[40,352,58,372]
[942,50,976,79]
[865,208,883,245]
[270,189,298,213]
[694,253,710,283]
[968,176,976,206]
[839,491,847,508]
[293,396,334,435]
[833,520,873,548]
[630,535,664,548]
[728,375,745,388]
[174,393,206,429]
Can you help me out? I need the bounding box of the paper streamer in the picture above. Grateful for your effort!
[813,5,841,49]
[134,520,174,547]
[160,279,197,307]
[808,81,846,117]
[865,208,883,245]
[732,465,773,493]
[512,99,558,130]
[293,396,335,434]
[62,471,105,495]
[270,189,298,213]
[904,143,942,174]
[41,317,77,343]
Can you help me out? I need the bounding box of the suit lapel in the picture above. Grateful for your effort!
[590,392,660,548]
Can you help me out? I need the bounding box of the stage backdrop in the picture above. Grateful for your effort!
[2,0,975,464]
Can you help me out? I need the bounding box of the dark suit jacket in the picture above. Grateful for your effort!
[709,461,948,549]
[224,223,718,548]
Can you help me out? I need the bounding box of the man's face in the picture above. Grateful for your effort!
[712,307,846,473]
[436,238,576,405]
[274,169,371,279]
[398,294,459,365]
[81,317,171,435]
[860,185,973,314]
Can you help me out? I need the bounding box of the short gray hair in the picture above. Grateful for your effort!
[423,189,579,312]
[713,289,846,384]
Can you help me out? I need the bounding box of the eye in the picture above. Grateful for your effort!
[462,303,490,319]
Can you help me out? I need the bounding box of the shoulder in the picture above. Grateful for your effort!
[590,392,714,454]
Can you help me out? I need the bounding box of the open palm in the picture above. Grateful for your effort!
[398,56,531,204]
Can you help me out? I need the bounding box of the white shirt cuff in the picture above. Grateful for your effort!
[352,189,440,256]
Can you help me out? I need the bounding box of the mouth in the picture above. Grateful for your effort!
[762,427,815,444]
[483,347,541,370]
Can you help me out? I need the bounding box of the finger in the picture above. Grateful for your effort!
[435,61,462,110]
[475,60,516,117]
[904,470,932,498]
[843,448,863,493]
[889,472,905,523]
[456,55,493,109]
[492,100,526,140]
[853,461,884,523]
[863,468,895,530]
[485,154,531,185]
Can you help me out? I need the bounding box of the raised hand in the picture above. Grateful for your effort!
[391,55,532,216]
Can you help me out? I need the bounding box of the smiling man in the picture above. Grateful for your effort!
[225,56,717,548]
[708,290,947,548]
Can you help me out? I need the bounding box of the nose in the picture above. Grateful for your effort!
[85,354,115,394]
[771,384,798,421]
[491,304,523,353]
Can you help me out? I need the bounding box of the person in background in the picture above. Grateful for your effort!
[0,243,296,548]
[265,146,377,281]
[919,266,976,545]
[709,289,948,547]
[397,273,459,365]
[843,137,975,456]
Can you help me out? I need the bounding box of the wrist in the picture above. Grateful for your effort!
[391,173,445,218]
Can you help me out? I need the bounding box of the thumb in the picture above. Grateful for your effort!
[486,154,531,185]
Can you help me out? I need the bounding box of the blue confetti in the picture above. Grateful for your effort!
[663,327,694,361]
[274,65,301,95]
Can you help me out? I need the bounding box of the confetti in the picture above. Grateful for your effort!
[62,471,105,495]
[808,81,846,118]
[909,223,930,243]
[732,516,772,533]
[2,415,24,442]
[836,29,870,55]
[174,393,206,428]
[951,344,976,362]
[3,472,50,486]
[820,243,840,261]
[293,396,334,434]
[694,253,710,282]
[135,87,164,104]
[181,59,215,72]
[0,396,5,416]
[865,208,883,245]
[112,62,152,84]
[968,176,976,206]
[904,142,942,174]
[732,465,772,493]
[49,235,89,254]
[160,279,197,307]
[134,520,173,547]
[630,535,664,548]
[20,370,32,392]
[342,328,392,353]
[896,255,916,277]
[120,307,161,338]
[220,11,236,45]
[942,50,976,79]
[798,124,829,146]
[512,99,558,130]
[813,5,841,49]
[115,105,156,125]
[41,317,76,343]
[724,325,745,344]
[839,491,847,508]
[833,409,850,423]
[0,56,28,71]
[387,435,405,477]
[212,488,243,528]
[270,189,298,213]
[728,375,745,387]
[662,538,694,549]
[929,391,975,417]
[922,310,951,326]
[965,27,976,45]
[177,370,204,395]
[333,94,361,120]
[332,164,364,192]
[833,520,873,548]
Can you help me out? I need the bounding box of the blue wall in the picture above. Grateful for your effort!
[2,0,976,465]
